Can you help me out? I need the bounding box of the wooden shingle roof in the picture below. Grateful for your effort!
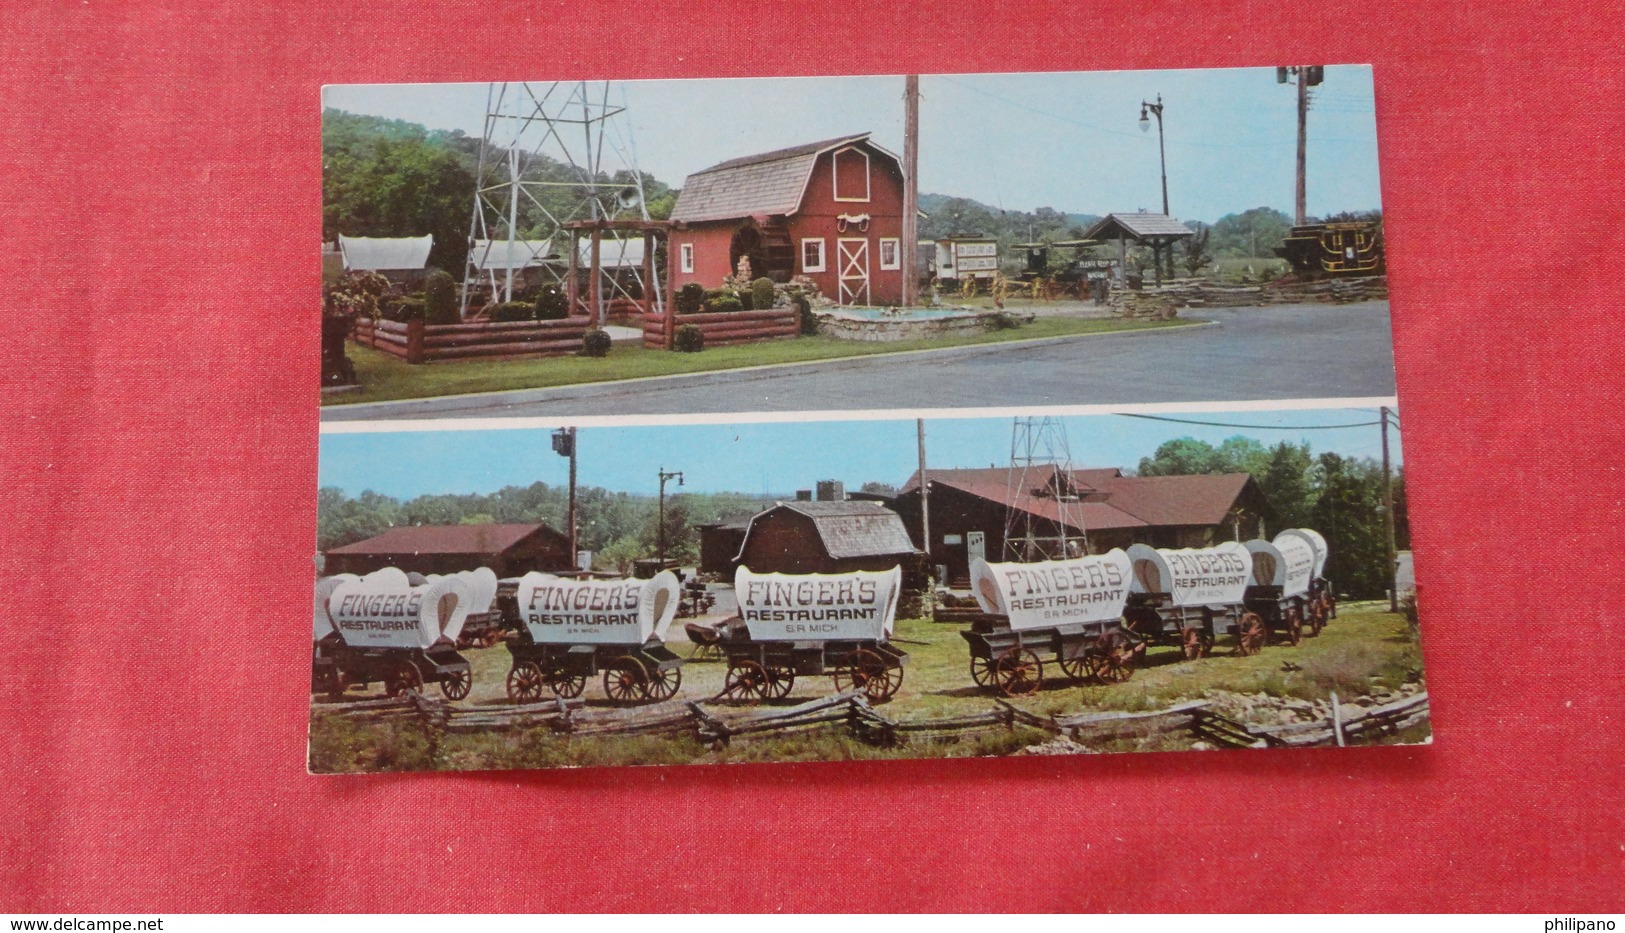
[670,133,877,224]
[738,500,919,561]
[1082,212,1195,241]
[326,523,559,556]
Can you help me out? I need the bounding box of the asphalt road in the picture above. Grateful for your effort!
[321,301,1396,422]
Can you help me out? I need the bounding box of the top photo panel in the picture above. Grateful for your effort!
[319,68,1394,422]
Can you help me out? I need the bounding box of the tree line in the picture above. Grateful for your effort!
[1136,435,1407,600]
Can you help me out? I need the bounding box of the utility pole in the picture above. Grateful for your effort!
[1138,94,1171,279]
[902,76,920,307]
[917,418,931,579]
[1278,66,1323,225]
[552,427,578,570]
[1380,406,1398,612]
[657,467,684,567]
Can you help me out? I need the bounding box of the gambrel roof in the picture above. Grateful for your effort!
[736,500,919,562]
[670,133,898,224]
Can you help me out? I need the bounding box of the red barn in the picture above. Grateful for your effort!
[668,133,906,306]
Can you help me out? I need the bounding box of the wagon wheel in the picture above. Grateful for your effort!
[603,655,650,704]
[1056,652,1091,682]
[440,667,472,701]
[762,664,796,700]
[991,647,1043,697]
[545,666,587,700]
[830,649,885,701]
[385,662,422,697]
[505,661,546,703]
[969,656,996,689]
[1235,612,1267,656]
[1084,632,1135,685]
[723,660,771,701]
[1281,607,1303,647]
[645,664,682,702]
[1180,626,1211,661]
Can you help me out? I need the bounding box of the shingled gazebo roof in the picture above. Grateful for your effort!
[1082,212,1194,242]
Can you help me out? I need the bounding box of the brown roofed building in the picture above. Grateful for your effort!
[668,133,906,306]
[733,500,920,577]
[323,523,573,577]
[890,466,1272,585]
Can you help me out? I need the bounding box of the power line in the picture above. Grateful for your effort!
[1116,413,1382,430]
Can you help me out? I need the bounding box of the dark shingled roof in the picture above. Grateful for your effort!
[670,133,883,224]
[898,466,1255,532]
[739,500,919,561]
[1082,212,1195,241]
[326,523,557,556]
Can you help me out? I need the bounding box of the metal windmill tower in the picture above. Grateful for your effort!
[1003,416,1087,561]
[460,81,662,319]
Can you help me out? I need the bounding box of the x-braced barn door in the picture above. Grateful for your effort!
[838,238,870,306]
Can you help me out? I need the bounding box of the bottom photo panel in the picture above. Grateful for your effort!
[312,406,1428,773]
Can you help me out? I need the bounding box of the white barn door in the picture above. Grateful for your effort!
[837,238,870,306]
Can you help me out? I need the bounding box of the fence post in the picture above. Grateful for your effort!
[405,318,425,364]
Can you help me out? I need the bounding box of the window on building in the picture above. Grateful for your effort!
[878,238,900,270]
[801,238,826,273]
[679,243,694,274]
[832,147,871,202]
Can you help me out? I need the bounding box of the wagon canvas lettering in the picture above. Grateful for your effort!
[1129,542,1252,607]
[327,569,469,650]
[734,567,901,641]
[514,572,681,645]
[970,551,1134,631]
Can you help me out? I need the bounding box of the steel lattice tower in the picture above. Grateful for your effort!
[460,81,661,319]
[1003,416,1088,561]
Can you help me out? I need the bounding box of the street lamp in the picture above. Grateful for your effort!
[1138,94,1171,279]
[657,468,684,567]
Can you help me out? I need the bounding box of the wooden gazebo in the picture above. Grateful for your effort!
[565,218,670,325]
[1082,212,1194,286]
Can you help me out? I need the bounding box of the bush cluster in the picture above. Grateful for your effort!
[750,277,776,311]
[676,283,706,314]
[535,284,569,321]
[379,296,426,323]
[706,294,743,314]
[673,323,705,353]
[793,292,818,336]
[580,328,612,358]
[487,301,537,323]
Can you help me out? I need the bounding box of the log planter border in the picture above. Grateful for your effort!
[352,316,594,364]
[641,308,799,350]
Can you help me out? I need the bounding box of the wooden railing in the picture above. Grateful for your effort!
[352,316,593,363]
[641,309,799,349]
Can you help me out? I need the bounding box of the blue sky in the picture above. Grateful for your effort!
[322,66,1382,225]
[318,408,1403,500]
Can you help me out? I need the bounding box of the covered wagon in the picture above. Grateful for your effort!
[1276,527,1335,628]
[1123,542,1263,657]
[502,571,684,705]
[961,550,1135,696]
[714,566,907,703]
[1243,533,1319,646]
[312,567,475,700]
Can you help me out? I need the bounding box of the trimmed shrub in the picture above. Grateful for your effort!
[423,270,457,325]
[676,283,706,314]
[736,288,753,311]
[751,277,776,311]
[580,328,612,358]
[381,296,426,323]
[987,311,1022,331]
[488,300,536,323]
[705,294,743,314]
[673,323,704,353]
[535,284,569,320]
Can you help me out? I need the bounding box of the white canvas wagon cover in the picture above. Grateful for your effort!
[337,235,433,272]
[970,550,1133,633]
[1276,528,1328,579]
[327,568,472,651]
[1245,535,1316,599]
[513,571,680,646]
[1127,541,1252,608]
[734,566,902,642]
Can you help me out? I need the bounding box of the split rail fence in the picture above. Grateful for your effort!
[315,689,1429,760]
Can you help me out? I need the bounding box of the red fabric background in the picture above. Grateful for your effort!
[2,0,1620,913]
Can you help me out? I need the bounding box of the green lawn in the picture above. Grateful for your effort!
[308,602,1426,772]
[323,316,1194,406]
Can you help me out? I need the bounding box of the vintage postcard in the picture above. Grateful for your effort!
[313,68,1426,773]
